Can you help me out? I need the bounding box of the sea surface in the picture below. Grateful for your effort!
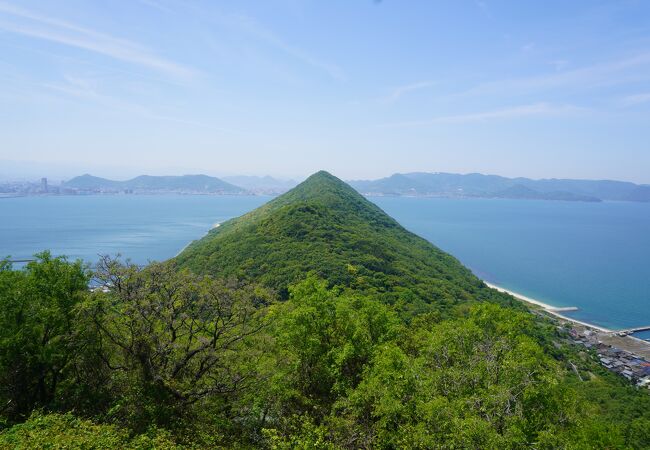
[1,194,649,331]
[0,195,268,265]
[372,197,650,332]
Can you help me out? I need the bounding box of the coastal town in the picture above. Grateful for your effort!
[0,175,293,197]
[569,326,650,389]
[487,282,650,389]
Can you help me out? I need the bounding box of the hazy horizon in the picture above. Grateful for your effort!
[2,158,649,186]
[2,1,650,183]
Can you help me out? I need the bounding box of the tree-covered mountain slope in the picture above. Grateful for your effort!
[176,171,512,312]
[63,174,245,193]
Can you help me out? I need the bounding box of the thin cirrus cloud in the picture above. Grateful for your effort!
[383,80,435,103]
[40,74,236,132]
[211,11,346,82]
[383,102,587,127]
[620,93,650,106]
[460,51,650,97]
[0,1,196,80]
[475,0,491,18]
[137,0,174,14]
[141,0,347,82]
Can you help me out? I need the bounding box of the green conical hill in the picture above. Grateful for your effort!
[175,171,505,311]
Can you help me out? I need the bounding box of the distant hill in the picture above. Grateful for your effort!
[349,172,648,202]
[63,174,246,194]
[221,175,298,194]
[175,171,511,312]
[494,184,601,202]
[62,174,122,190]
[626,185,650,202]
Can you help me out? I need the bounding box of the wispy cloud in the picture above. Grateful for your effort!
[218,12,346,81]
[620,92,650,106]
[383,80,435,103]
[461,52,650,96]
[119,1,345,82]
[40,74,235,131]
[383,102,586,127]
[137,0,173,14]
[522,42,535,53]
[0,1,195,79]
[549,59,569,71]
[475,1,491,18]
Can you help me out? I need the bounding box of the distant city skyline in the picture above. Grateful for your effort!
[1,1,650,183]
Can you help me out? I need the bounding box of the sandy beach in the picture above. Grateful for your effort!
[484,281,614,333]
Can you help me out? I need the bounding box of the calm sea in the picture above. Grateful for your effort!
[0,195,268,265]
[1,194,648,331]
[373,197,650,332]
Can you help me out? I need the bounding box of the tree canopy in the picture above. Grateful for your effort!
[176,171,519,317]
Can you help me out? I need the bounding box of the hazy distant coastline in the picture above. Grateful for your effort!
[0,174,294,197]
[350,172,650,203]
[2,171,649,203]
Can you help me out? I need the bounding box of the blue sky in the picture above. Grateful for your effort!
[1,0,649,182]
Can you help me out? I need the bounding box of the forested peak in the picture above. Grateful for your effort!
[305,169,338,182]
[175,169,493,307]
[214,169,399,234]
[269,170,368,208]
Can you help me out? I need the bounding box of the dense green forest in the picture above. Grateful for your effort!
[176,171,519,317]
[2,172,650,448]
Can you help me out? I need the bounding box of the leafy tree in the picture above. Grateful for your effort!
[279,303,585,449]
[261,277,400,439]
[84,256,273,433]
[0,253,103,422]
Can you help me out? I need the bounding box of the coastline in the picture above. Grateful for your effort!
[484,281,614,333]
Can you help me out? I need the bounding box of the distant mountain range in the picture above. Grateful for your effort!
[63,174,245,194]
[349,172,650,203]
[60,172,650,202]
[221,175,298,194]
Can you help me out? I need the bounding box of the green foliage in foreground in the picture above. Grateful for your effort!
[4,256,650,448]
[0,413,180,449]
[176,171,517,316]
[261,278,577,449]
[0,252,105,422]
[262,279,648,449]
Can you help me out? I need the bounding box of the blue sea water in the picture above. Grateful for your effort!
[1,194,649,331]
[372,197,650,331]
[0,195,268,265]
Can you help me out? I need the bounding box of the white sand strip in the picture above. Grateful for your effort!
[484,281,613,333]
[485,282,559,309]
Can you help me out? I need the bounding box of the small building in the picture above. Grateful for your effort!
[637,376,650,388]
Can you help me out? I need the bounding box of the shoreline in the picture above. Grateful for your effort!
[484,281,614,333]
